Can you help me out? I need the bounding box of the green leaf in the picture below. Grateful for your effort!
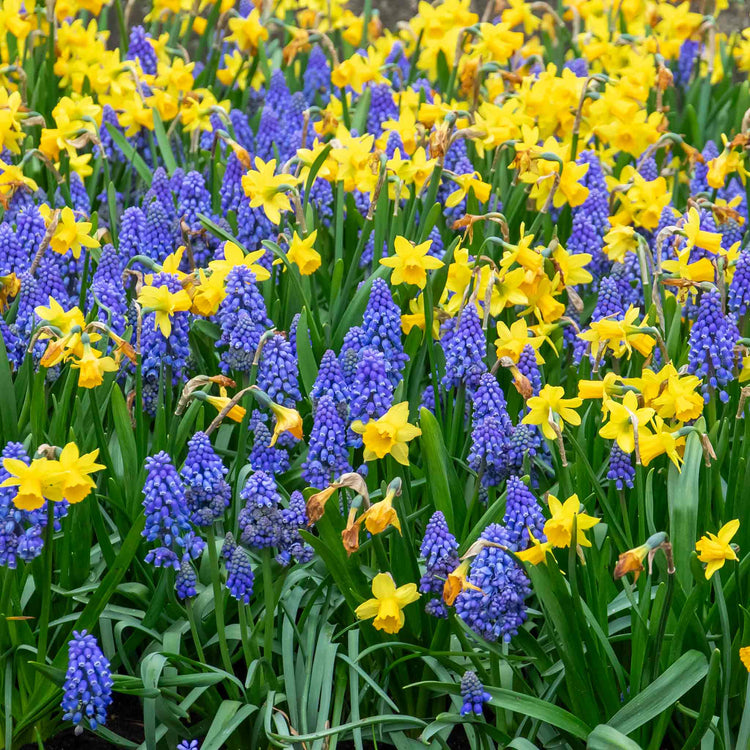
[607,650,708,736]
[410,681,590,740]
[201,701,258,750]
[668,428,702,591]
[152,109,177,175]
[296,308,318,397]
[105,124,152,184]
[587,725,642,750]
[419,407,460,531]
[0,335,17,442]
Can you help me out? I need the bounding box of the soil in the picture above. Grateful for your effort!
[20,695,144,750]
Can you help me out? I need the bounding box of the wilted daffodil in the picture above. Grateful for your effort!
[355,572,420,634]
[695,520,739,579]
[269,401,304,446]
[379,236,443,289]
[442,559,481,605]
[351,402,421,464]
[359,478,402,535]
[522,385,582,440]
[543,493,600,549]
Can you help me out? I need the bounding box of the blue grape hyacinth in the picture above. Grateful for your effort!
[460,671,491,716]
[61,630,113,734]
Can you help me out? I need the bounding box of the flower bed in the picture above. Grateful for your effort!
[1,0,750,747]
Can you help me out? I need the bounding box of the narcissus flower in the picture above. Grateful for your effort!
[287,230,321,275]
[684,207,722,254]
[39,205,99,260]
[494,318,545,363]
[71,344,119,388]
[515,531,554,565]
[695,519,739,579]
[241,157,298,225]
[35,297,86,335]
[522,385,582,440]
[205,394,247,423]
[354,572,420,634]
[740,646,750,672]
[543,493,600,548]
[137,284,192,337]
[350,402,421,464]
[55,443,104,504]
[0,457,64,510]
[226,9,268,53]
[598,391,654,454]
[442,559,481,605]
[269,402,304,446]
[379,236,443,289]
[208,241,271,283]
[603,223,638,263]
[358,480,401,535]
[445,172,492,208]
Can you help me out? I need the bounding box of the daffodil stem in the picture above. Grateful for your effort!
[35,502,55,687]
[206,526,234,681]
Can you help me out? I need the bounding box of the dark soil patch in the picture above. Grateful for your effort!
[21,694,144,749]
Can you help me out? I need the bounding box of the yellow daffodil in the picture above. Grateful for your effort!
[355,572,420,633]
[445,172,492,208]
[740,646,750,673]
[202,392,246,424]
[603,223,638,263]
[137,284,192,337]
[543,493,600,548]
[226,9,268,53]
[191,269,226,317]
[269,402,304,446]
[39,205,99,259]
[379,236,443,289]
[35,297,85,335]
[71,344,119,388]
[241,157,298,225]
[683,207,722,254]
[599,391,654,454]
[55,443,104,503]
[522,384,582,440]
[495,318,545,364]
[351,402,421,465]
[358,481,401,535]
[1,457,64,510]
[515,530,554,565]
[287,230,321,275]
[208,241,271,283]
[695,520,739,579]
